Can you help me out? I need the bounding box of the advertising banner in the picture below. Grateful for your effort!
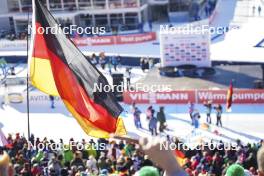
[123,89,264,104]
[4,90,63,106]
[123,91,196,104]
[197,89,264,104]
[72,32,157,46]
[0,32,156,50]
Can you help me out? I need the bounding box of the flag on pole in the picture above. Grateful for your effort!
[29,0,126,138]
[226,81,233,112]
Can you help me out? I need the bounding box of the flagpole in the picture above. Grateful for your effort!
[26,5,32,174]
[26,5,31,144]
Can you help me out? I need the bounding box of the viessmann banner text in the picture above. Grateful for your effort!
[123,89,264,104]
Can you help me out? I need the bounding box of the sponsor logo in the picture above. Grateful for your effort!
[8,93,23,104]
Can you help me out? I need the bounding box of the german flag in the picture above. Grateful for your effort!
[29,0,126,138]
[174,150,186,166]
[226,81,233,112]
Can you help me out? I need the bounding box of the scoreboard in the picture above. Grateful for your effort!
[160,27,211,67]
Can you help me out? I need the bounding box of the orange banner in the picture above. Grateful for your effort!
[123,89,264,104]
[71,32,156,46]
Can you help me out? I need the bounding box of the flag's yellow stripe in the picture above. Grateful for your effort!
[64,100,126,138]
[30,57,59,96]
[115,117,127,137]
[177,157,185,166]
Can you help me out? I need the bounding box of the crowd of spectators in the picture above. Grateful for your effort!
[0,31,27,41]
[0,132,264,176]
[181,139,263,176]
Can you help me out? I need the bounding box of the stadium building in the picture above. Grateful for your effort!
[0,0,211,36]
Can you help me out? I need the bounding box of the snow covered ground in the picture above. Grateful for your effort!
[0,98,263,145]
[0,65,263,145]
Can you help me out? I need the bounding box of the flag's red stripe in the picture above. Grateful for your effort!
[46,49,118,133]
[32,23,50,59]
[174,150,185,158]
[227,83,233,109]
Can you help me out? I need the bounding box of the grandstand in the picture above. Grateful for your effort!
[0,0,207,36]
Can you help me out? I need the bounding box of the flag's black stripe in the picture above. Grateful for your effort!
[34,0,122,118]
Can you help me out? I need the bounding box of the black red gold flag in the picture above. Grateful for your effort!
[226,81,233,112]
[29,0,126,138]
